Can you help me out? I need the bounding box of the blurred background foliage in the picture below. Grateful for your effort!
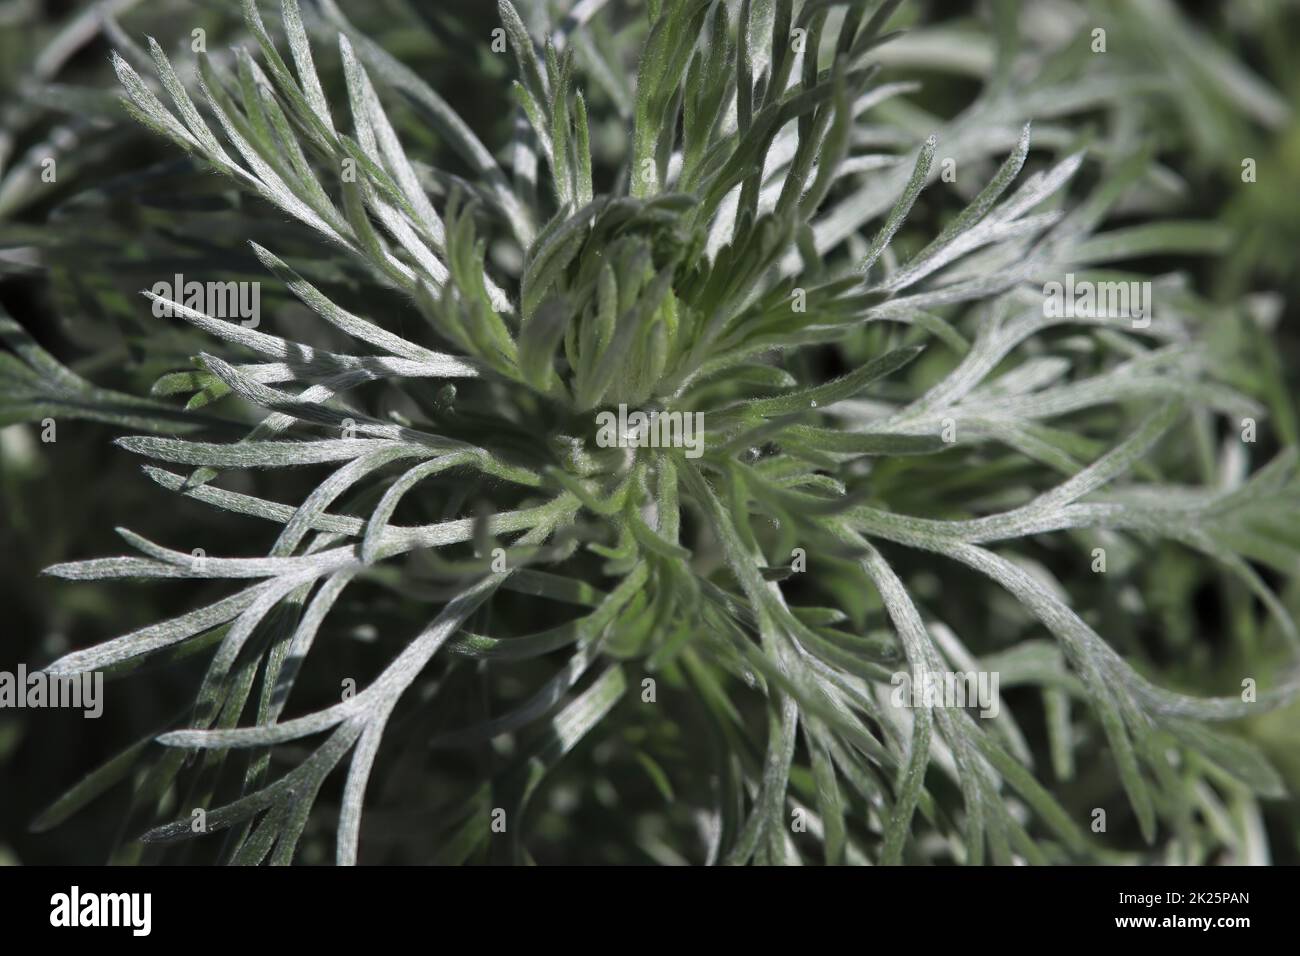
[0,0,1297,864]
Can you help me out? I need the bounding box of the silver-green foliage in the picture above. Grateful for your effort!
[15,0,1300,864]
